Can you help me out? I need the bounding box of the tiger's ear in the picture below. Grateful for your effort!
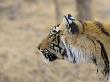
[63,14,75,27]
[62,14,79,34]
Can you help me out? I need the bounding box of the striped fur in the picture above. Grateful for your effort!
[59,14,110,81]
[37,14,110,82]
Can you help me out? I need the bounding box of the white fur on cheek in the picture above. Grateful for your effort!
[61,37,74,63]
[71,46,93,63]
[39,51,50,64]
[61,37,92,64]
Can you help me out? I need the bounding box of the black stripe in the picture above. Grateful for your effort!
[86,36,97,65]
[63,41,76,63]
[86,36,97,50]
[68,45,76,63]
[56,24,60,27]
[92,55,97,65]
[62,48,68,58]
[51,43,62,53]
[64,16,70,26]
[86,36,109,78]
[57,35,60,46]
[96,40,109,79]
[94,21,110,37]
[50,35,62,53]
[68,48,76,63]
[69,22,79,34]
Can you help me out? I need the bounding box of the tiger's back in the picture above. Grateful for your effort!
[78,20,110,60]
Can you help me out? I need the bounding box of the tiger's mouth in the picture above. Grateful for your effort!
[40,49,58,62]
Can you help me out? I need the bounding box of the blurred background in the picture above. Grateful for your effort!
[0,0,110,82]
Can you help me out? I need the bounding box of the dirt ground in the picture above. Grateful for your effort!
[0,0,110,82]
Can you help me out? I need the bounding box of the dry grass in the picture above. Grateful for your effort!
[0,0,110,82]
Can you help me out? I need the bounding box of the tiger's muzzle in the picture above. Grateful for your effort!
[40,49,58,61]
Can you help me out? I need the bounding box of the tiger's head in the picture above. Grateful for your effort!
[37,14,82,62]
[37,25,66,62]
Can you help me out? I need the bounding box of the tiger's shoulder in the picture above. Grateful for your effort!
[81,20,110,60]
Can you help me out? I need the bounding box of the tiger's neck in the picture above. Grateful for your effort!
[62,38,93,64]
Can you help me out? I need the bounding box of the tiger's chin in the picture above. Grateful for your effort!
[41,53,58,63]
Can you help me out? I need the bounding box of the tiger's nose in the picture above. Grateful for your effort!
[37,45,40,50]
[37,43,41,50]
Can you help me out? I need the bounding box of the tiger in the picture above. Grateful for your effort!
[37,14,110,82]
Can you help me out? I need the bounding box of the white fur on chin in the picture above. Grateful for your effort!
[41,54,52,64]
